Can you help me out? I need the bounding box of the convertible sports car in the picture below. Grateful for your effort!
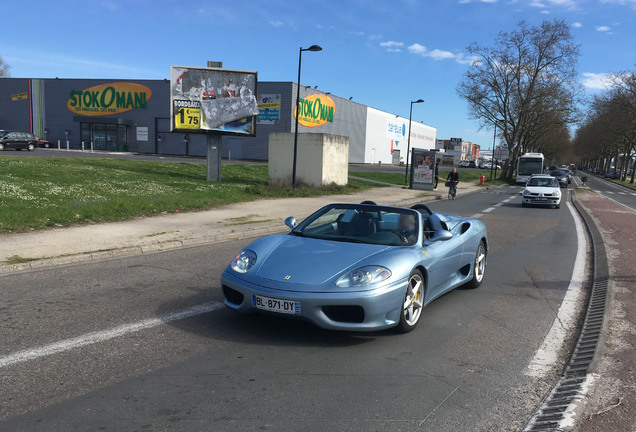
[221,202,488,332]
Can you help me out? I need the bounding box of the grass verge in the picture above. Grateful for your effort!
[0,157,381,232]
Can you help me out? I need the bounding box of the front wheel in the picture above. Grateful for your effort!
[396,269,425,333]
[27,143,35,151]
[464,241,487,289]
[0,143,5,151]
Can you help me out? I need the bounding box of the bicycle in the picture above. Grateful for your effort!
[445,180,458,200]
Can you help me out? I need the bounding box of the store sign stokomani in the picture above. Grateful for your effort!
[67,82,152,116]
[295,94,335,127]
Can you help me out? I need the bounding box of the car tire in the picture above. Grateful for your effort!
[396,269,425,333]
[464,241,487,289]
[27,143,35,151]
[0,143,4,151]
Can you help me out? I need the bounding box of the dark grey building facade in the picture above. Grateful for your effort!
[0,77,435,163]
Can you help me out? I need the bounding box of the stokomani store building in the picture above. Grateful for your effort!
[0,77,436,164]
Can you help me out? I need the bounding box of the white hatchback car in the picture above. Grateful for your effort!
[522,174,562,208]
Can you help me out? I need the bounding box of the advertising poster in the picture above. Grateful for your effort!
[170,65,259,136]
[410,149,437,191]
[257,94,281,124]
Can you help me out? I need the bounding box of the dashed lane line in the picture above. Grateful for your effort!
[0,301,225,369]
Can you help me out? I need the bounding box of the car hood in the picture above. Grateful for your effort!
[524,186,560,194]
[255,235,391,289]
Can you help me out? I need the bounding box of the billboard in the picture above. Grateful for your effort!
[170,65,259,136]
[410,149,438,191]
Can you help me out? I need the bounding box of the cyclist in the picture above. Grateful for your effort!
[446,168,459,200]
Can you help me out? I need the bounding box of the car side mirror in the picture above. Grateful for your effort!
[285,216,296,229]
[424,229,453,245]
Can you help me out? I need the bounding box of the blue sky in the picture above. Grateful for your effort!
[2,0,635,148]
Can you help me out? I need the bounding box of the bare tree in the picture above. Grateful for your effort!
[457,19,580,181]
[0,56,10,77]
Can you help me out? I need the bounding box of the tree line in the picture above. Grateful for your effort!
[574,72,636,183]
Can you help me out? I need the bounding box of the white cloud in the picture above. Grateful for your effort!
[601,0,636,8]
[581,72,614,89]
[380,41,405,52]
[596,25,611,31]
[428,49,456,60]
[572,22,583,27]
[407,43,479,65]
[407,43,428,55]
[269,20,284,28]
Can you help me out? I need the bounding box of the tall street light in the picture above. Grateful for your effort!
[404,99,425,184]
[490,118,504,181]
[292,44,322,189]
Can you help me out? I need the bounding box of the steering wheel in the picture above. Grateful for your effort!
[410,204,433,215]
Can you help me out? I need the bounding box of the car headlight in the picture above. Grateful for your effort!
[230,249,257,273]
[336,266,392,288]
[523,189,530,197]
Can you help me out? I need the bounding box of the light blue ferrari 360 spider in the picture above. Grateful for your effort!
[221,202,488,332]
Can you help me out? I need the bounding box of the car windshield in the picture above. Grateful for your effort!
[291,204,421,246]
[527,178,558,187]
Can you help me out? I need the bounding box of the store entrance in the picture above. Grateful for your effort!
[81,123,128,151]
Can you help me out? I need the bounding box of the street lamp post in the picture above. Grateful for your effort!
[404,99,425,184]
[292,44,322,189]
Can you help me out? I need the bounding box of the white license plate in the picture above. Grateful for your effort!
[252,295,300,314]
[534,197,547,201]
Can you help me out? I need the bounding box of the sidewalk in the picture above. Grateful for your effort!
[0,182,484,274]
[574,189,636,431]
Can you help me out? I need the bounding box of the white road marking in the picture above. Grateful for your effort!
[606,191,615,194]
[0,301,225,369]
[525,201,588,378]
[482,207,496,213]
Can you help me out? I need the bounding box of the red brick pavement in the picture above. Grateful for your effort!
[575,191,636,431]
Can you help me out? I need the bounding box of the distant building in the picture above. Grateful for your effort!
[436,139,480,164]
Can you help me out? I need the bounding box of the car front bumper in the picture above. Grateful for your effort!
[221,270,407,331]
[522,195,561,206]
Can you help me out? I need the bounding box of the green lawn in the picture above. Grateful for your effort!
[0,157,380,231]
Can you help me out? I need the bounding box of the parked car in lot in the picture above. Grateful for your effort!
[522,174,562,209]
[480,161,501,170]
[458,160,470,168]
[0,131,37,151]
[221,201,488,332]
[604,169,620,179]
[36,136,54,148]
[549,170,568,188]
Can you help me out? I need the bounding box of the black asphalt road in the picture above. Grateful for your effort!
[0,185,582,431]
